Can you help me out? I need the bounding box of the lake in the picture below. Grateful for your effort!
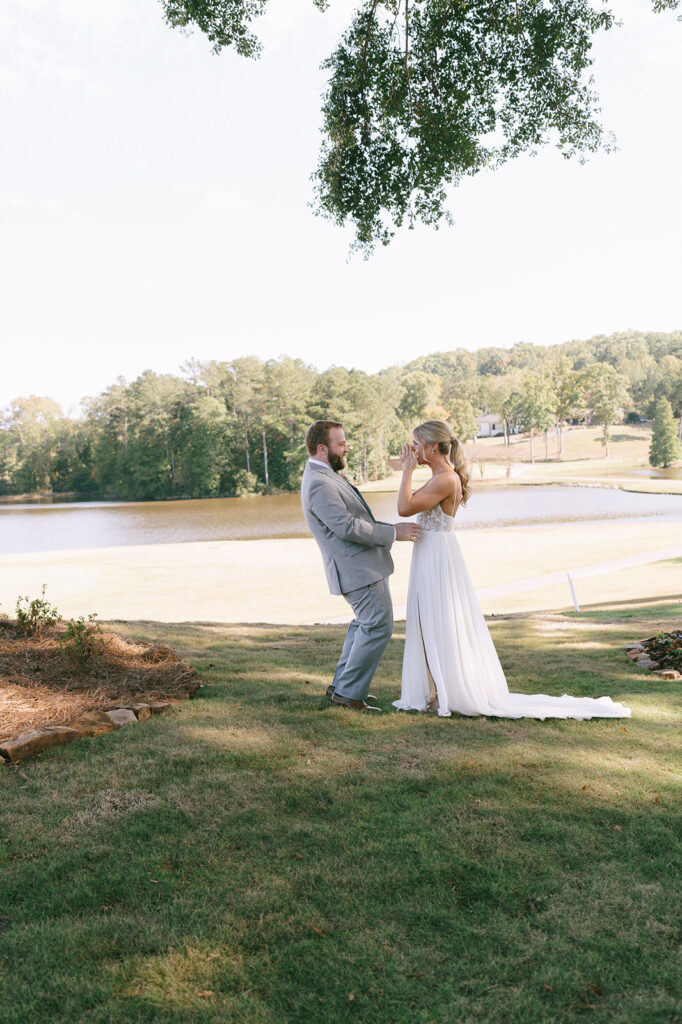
[2,485,682,554]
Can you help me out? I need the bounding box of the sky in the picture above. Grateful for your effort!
[1,0,681,415]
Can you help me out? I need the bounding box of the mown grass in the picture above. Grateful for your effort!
[476,424,654,463]
[1,604,680,1024]
[367,424,682,495]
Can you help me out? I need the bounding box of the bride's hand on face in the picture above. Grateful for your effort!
[401,442,418,471]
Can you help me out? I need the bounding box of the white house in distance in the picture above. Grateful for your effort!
[476,413,505,437]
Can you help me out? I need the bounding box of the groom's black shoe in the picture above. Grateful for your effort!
[331,694,382,712]
[326,684,377,702]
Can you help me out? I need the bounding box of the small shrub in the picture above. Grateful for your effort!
[233,470,263,497]
[61,614,104,666]
[15,585,61,637]
[643,630,682,672]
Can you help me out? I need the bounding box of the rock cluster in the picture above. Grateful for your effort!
[624,642,681,680]
[0,699,184,765]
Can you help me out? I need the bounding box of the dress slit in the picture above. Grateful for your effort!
[415,593,438,706]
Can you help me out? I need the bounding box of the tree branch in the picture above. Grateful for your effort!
[405,0,413,117]
[359,0,382,135]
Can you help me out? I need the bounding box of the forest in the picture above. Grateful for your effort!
[1,330,680,500]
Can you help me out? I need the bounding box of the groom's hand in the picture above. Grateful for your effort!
[395,523,421,542]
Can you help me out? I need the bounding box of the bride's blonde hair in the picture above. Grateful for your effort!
[413,420,471,506]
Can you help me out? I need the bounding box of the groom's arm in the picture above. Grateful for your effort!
[307,476,395,548]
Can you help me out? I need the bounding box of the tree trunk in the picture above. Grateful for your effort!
[244,417,251,474]
[504,420,509,446]
[603,424,610,458]
[558,422,564,456]
[544,429,549,460]
[529,428,534,464]
[262,429,269,488]
[165,433,176,489]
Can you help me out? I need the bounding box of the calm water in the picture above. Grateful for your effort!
[1,485,682,555]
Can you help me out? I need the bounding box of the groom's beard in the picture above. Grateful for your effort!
[329,452,346,472]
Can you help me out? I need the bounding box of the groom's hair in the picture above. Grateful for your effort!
[306,420,343,455]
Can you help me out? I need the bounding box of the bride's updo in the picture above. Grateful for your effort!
[413,420,471,506]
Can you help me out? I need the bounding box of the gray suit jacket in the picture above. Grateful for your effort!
[301,460,395,596]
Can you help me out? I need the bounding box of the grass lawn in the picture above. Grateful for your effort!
[364,425,682,495]
[1,603,680,1024]
[472,424,656,464]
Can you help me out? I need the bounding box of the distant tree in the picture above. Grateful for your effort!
[410,350,479,414]
[397,371,443,429]
[263,357,316,488]
[582,364,630,458]
[308,366,354,421]
[0,414,18,494]
[649,397,681,468]
[4,396,65,492]
[477,373,524,445]
[500,388,523,447]
[50,418,94,493]
[476,348,509,377]
[173,393,233,496]
[628,356,660,415]
[448,398,479,442]
[204,357,265,480]
[85,379,133,495]
[507,342,545,372]
[516,375,556,464]
[409,349,477,382]
[123,372,189,498]
[654,355,682,427]
[552,360,586,456]
[343,371,403,481]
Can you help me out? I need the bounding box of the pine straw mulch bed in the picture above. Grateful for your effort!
[0,619,200,740]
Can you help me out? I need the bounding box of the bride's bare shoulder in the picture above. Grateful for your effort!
[441,468,459,493]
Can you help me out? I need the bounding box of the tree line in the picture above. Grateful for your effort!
[1,330,680,500]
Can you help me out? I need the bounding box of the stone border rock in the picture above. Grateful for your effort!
[625,642,681,680]
[0,697,189,764]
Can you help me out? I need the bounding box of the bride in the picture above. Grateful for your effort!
[392,420,631,720]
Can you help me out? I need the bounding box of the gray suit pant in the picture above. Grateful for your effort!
[332,577,393,702]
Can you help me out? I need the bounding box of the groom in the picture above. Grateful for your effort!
[301,420,420,712]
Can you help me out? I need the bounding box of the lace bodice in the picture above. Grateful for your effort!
[416,503,456,533]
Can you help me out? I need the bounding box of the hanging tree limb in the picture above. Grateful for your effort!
[160,0,681,254]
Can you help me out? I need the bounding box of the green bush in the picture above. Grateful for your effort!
[233,470,263,496]
[15,585,60,637]
[60,614,104,666]
[649,396,681,468]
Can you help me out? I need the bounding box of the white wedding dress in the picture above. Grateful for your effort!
[393,503,631,719]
